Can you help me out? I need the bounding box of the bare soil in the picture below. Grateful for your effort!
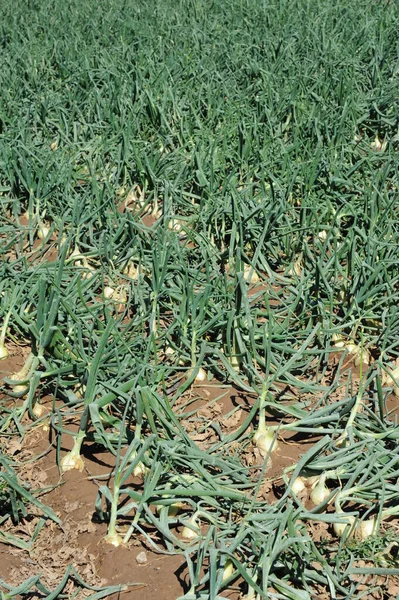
[0,349,306,599]
[2,346,399,599]
[0,419,187,599]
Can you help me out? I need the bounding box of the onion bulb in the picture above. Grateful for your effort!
[0,345,8,360]
[222,559,234,582]
[68,246,82,261]
[371,135,387,152]
[60,434,85,473]
[124,185,145,209]
[12,384,29,396]
[103,286,127,304]
[253,426,278,454]
[333,513,377,540]
[32,403,45,418]
[168,218,183,232]
[358,517,377,540]
[155,499,183,517]
[37,223,50,239]
[60,451,85,472]
[80,258,95,280]
[288,256,302,277]
[7,355,36,394]
[8,371,25,382]
[104,532,124,547]
[152,208,162,220]
[115,287,128,304]
[167,504,181,517]
[332,336,370,365]
[332,334,346,348]
[243,264,260,284]
[346,343,370,366]
[123,261,139,279]
[187,366,207,383]
[229,352,240,372]
[181,514,199,541]
[305,476,319,488]
[333,514,355,538]
[310,473,330,505]
[381,366,399,397]
[291,477,306,495]
[133,461,149,478]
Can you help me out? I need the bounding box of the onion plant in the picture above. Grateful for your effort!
[1,0,399,597]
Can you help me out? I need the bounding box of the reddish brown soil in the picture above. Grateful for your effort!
[2,347,399,599]
[0,344,28,377]
[0,350,185,599]
[0,422,187,599]
[0,387,310,600]
[0,351,305,599]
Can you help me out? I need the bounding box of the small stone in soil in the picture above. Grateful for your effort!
[136,551,148,564]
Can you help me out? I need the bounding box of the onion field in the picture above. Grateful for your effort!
[1,0,399,598]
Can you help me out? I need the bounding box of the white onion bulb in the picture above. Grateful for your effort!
[32,404,45,418]
[181,515,199,541]
[60,451,85,473]
[133,461,149,478]
[333,515,355,538]
[243,265,260,283]
[168,219,182,232]
[310,474,330,505]
[253,428,278,454]
[291,477,306,495]
[187,366,207,383]
[37,224,50,239]
[222,559,234,582]
[104,532,124,547]
[358,517,377,540]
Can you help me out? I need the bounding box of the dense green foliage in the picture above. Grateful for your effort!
[1,0,399,597]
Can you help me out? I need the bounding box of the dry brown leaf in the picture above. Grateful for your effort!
[6,439,22,456]
[222,409,242,429]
